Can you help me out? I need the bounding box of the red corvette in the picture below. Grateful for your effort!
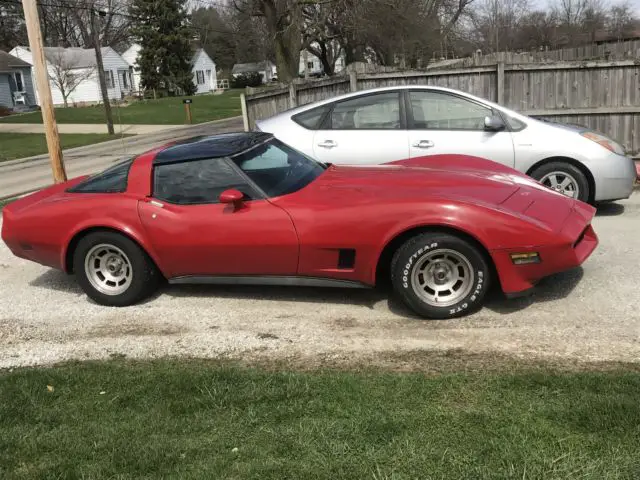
[1,132,598,319]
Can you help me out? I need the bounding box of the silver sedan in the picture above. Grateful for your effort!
[256,86,636,203]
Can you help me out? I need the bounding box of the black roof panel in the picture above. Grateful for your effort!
[153,132,273,165]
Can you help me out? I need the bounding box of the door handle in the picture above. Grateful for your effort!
[412,140,434,149]
[317,140,338,149]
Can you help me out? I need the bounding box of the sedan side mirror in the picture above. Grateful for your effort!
[484,115,506,132]
[219,189,244,207]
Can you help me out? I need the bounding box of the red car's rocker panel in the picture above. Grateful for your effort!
[1,133,599,319]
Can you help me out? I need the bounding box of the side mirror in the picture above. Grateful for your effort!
[484,115,506,132]
[219,189,244,207]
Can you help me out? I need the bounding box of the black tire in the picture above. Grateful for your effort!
[73,231,160,307]
[390,233,491,319]
[530,161,590,203]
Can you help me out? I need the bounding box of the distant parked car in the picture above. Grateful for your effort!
[256,86,636,203]
[1,133,598,319]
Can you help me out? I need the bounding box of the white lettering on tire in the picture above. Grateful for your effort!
[402,242,438,288]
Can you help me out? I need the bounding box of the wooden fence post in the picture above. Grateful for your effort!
[240,93,249,132]
[496,62,505,105]
[349,71,358,92]
[289,82,297,108]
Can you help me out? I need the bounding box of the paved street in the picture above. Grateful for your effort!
[0,123,179,135]
[0,192,638,368]
[0,116,243,199]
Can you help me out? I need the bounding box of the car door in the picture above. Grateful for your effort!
[312,91,410,165]
[406,89,515,167]
[138,156,298,278]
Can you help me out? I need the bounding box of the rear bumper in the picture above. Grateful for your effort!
[491,214,598,296]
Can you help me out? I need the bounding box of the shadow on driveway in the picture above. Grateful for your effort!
[28,265,585,319]
[595,202,625,217]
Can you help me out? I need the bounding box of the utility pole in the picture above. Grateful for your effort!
[91,8,115,135]
[21,0,67,183]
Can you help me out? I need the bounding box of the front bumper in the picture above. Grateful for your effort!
[490,210,598,296]
[592,152,636,201]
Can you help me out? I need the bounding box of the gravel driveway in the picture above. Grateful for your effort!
[1,192,639,368]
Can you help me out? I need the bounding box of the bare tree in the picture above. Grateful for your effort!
[38,0,133,50]
[471,0,531,53]
[607,0,636,40]
[46,50,96,107]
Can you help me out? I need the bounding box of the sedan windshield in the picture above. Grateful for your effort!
[232,138,326,198]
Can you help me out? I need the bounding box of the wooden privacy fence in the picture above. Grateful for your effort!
[242,60,640,157]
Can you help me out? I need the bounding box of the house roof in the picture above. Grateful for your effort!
[0,49,31,72]
[232,61,273,74]
[121,44,215,68]
[14,46,113,69]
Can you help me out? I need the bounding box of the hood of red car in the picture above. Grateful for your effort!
[314,164,521,206]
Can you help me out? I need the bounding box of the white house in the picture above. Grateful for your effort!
[122,43,217,94]
[121,43,142,92]
[9,46,132,106]
[232,61,276,83]
[299,43,346,77]
[191,49,217,94]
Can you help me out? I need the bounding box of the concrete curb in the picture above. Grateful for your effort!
[0,116,243,168]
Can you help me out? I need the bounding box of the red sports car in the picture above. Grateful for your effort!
[1,132,598,319]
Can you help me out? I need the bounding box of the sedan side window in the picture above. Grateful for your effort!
[154,158,257,205]
[409,91,491,130]
[329,92,401,130]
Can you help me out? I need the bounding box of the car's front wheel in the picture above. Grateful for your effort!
[390,233,491,319]
[73,231,160,307]
[530,161,590,203]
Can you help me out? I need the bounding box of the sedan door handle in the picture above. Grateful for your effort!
[317,140,338,149]
[412,140,434,149]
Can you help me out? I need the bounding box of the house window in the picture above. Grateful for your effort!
[196,70,205,85]
[121,71,129,88]
[104,70,115,89]
[307,61,314,69]
[14,72,24,91]
[205,69,211,84]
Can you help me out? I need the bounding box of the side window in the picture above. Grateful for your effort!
[329,92,401,130]
[68,157,134,193]
[293,106,328,130]
[409,91,491,130]
[154,159,257,205]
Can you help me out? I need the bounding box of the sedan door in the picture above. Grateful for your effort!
[312,91,410,165]
[406,89,515,167]
[138,157,298,278]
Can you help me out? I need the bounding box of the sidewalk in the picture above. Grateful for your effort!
[0,123,179,135]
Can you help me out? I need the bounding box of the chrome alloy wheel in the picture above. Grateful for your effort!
[84,244,133,296]
[410,249,474,307]
[539,171,579,198]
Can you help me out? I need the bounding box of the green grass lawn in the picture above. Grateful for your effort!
[0,90,242,125]
[0,133,131,162]
[1,359,639,479]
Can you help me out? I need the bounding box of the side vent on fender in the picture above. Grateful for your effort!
[338,249,356,269]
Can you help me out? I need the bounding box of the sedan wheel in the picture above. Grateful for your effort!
[530,161,590,203]
[391,233,491,319]
[539,171,579,198]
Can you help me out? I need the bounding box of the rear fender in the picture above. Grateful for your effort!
[61,219,165,275]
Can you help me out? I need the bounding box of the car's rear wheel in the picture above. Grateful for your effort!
[390,233,491,319]
[73,231,160,306]
[530,161,590,203]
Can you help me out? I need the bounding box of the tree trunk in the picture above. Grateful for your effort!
[263,1,301,83]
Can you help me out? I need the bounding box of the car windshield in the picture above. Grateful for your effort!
[232,138,326,198]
